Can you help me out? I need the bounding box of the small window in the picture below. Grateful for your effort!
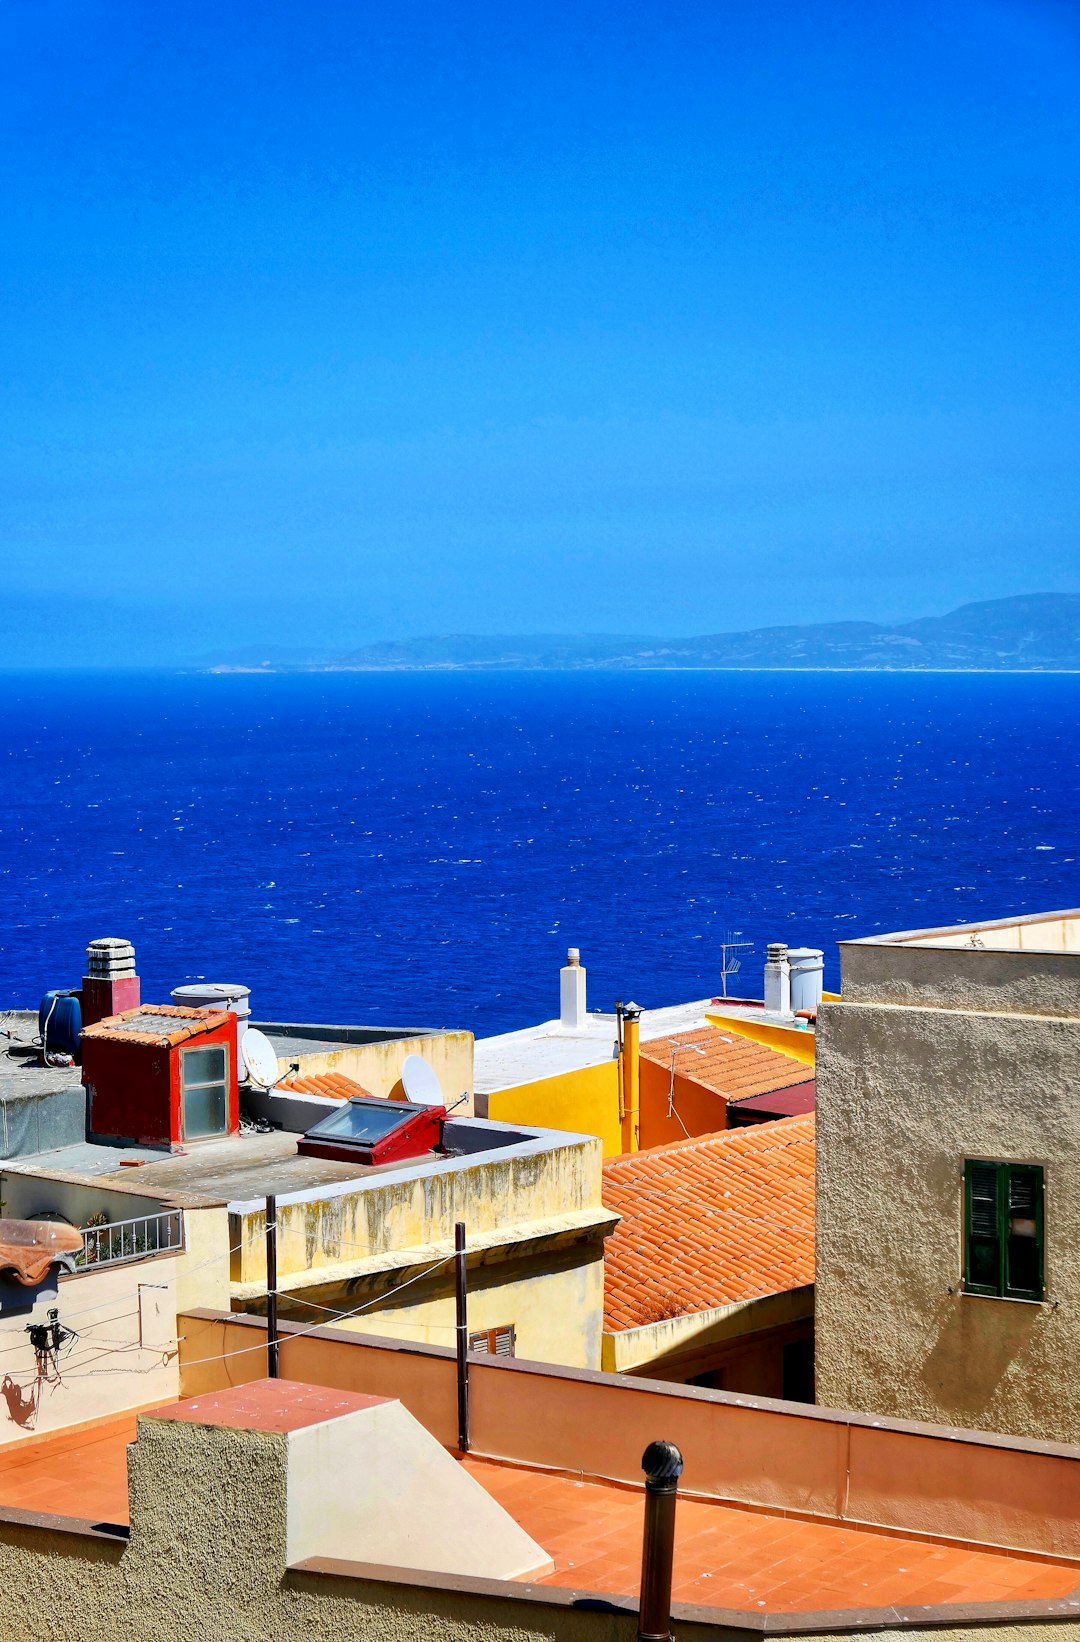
[181,1042,229,1139]
[468,1325,516,1357]
[964,1160,1044,1301]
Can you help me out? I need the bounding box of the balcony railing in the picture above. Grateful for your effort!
[79,1209,184,1269]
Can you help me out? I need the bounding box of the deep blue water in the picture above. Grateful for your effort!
[0,670,1076,1036]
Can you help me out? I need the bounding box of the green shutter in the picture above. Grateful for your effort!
[1004,1165,1044,1301]
[964,1160,1003,1295]
[964,1160,1045,1301]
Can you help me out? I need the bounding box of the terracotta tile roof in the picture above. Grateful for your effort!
[276,1071,375,1100]
[602,1114,815,1331]
[81,1005,233,1047]
[640,1025,813,1103]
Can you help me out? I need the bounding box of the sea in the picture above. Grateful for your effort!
[1,670,1076,1037]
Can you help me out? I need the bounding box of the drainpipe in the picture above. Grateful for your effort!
[614,1001,626,1123]
[638,1440,684,1642]
[621,1003,641,1153]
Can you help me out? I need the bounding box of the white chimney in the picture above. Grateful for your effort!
[560,948,587,1030]
[764,942,792,1015]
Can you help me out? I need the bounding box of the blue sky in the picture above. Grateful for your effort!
[2,0,1078,663]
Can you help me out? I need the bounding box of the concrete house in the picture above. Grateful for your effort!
[815,907,1080,1444]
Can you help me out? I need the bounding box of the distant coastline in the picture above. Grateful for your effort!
[198,593,1080,675]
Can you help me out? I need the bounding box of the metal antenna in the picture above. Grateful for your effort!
[718,931,753,999]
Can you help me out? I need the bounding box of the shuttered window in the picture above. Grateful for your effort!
[468,1325,516,1357]
[963,1160,1044,1301]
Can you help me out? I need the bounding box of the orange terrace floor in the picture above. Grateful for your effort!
[0,1414,1077,1615]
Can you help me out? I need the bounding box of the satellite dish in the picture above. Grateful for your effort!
[401,1054,444,1107]
[241,1028,279,1090]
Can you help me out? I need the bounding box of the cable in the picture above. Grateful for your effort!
[179,1251,456,1372]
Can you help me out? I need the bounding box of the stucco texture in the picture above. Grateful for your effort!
[815,999,1080,1443]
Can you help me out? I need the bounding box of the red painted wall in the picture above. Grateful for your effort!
[83,1012,239,1149]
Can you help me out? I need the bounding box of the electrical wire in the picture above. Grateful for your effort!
[179,1251,456,1372]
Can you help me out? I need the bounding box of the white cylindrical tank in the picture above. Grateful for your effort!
[171,984,252,1073]
[787,949,824,1014]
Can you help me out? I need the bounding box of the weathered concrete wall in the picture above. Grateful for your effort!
[815,998,1080,1442]
[291,1029,475,1109]
[231,1131,607,1287]
[0,1256,179,1446]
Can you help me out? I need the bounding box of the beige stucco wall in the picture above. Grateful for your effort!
[326,1241,607,1369]
[174,1204,232,1311]
[292,1029,475,1110]
[815,997,1080,1443]
[0,1256,180,1446]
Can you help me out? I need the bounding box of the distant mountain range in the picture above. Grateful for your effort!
[202,594,1080,673]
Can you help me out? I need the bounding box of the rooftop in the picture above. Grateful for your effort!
[640,1024,814,1102]
[474,999,717,1094]
[275,1070,374,1099]
[602,1114,815,1331]
[847,907,1080,953]
[81,1005,232,1046]
[3,1395,1077,1620]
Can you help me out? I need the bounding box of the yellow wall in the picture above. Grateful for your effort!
[703,1010,816,1066]
[329,1247,606,1369]
[484,1060,623,1155]
[292,1030,475,1111]
[233,1131,606,1289]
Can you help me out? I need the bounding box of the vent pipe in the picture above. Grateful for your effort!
[637,1439,684,1642]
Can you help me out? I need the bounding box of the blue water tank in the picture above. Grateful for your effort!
[38,990,83,1061]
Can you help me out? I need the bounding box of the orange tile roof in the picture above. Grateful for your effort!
[640,1024,813,1103]
[602,1114,815,1331]
[276,1071,375,1100]
[81,1004,233,1047]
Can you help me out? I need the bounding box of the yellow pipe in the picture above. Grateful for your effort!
[620,1003,641,1153]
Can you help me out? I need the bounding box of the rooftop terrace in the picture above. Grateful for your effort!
[1,1410,1074,1618]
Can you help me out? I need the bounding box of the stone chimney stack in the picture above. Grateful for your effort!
[763,942,792,1016]
[559,948,587,1030]
[82,938,141,1027]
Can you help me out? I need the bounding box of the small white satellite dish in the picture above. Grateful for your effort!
[401,1054,445,1107]
[241,1028,279,1090]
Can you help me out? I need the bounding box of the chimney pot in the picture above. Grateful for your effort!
[559,948,587,1030]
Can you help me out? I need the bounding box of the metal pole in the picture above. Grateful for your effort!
[638,1439,684,1642]
[265,1194,279,1379]
[454,1220,470,1452]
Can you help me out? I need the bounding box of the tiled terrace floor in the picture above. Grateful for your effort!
[462,1458,1080,1614]
[0,1415,1076,1616]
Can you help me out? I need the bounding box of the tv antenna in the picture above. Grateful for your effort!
[718,931,752,999]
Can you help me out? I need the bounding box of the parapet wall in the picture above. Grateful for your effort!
[178,1310,1080,1563]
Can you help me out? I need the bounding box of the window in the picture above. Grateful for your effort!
[180,1043,229,1139]
[468,1325,516,1357]
[964,1160,1044,1301]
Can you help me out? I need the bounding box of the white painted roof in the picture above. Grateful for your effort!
[474,999,718,1095]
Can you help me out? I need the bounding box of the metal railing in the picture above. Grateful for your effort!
[79,1209,184,1269]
